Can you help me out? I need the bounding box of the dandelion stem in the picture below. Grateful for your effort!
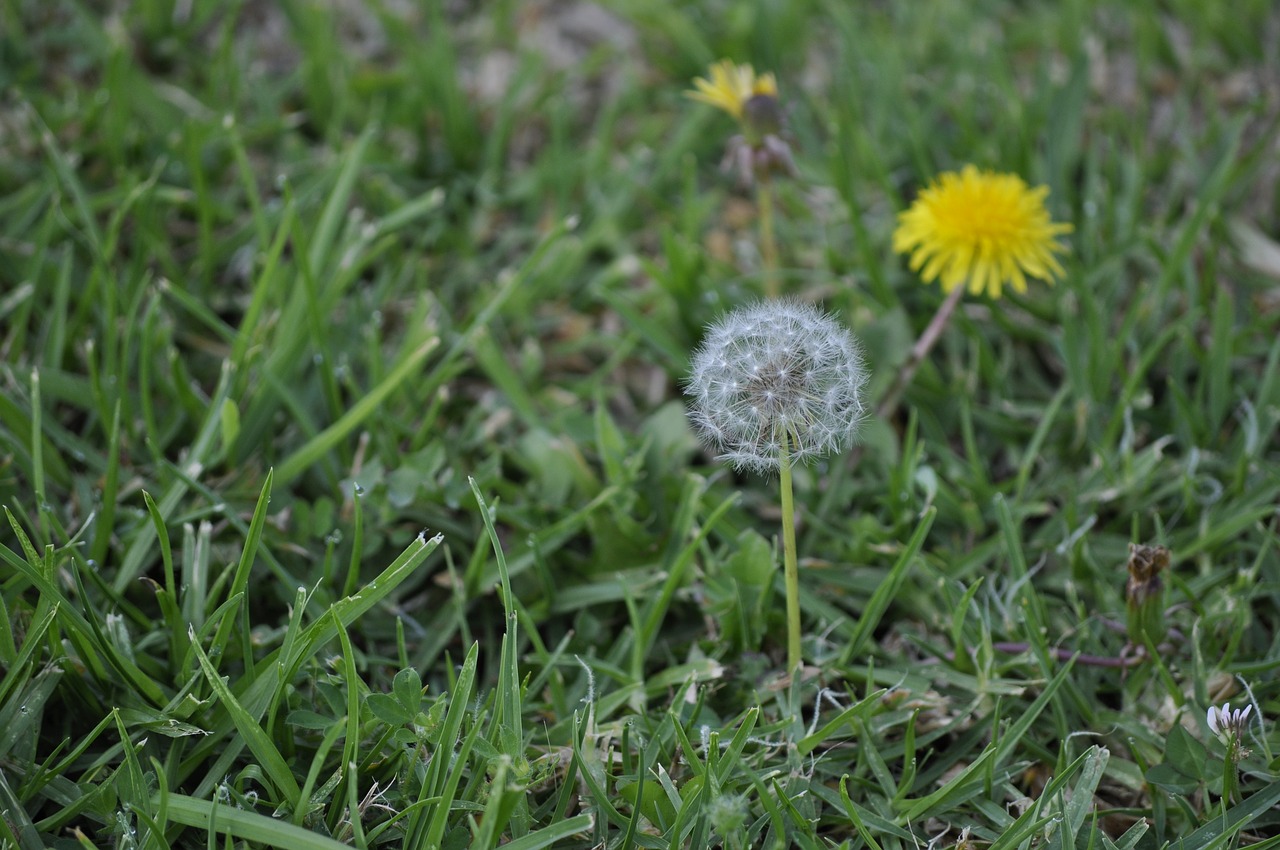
[758,180,780,298]
[876,283,965,419]
[778,433,801,674]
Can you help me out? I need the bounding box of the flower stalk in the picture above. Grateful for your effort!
[758,180,780,299]
[778,433,801,673]
[876,283,964,419]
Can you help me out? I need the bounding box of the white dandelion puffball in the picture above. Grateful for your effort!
[685,300,868,473]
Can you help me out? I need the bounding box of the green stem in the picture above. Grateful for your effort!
[875,282,964,420]
[778,435,801,674]
[1222,737,1240,806]
[758,180,780,298]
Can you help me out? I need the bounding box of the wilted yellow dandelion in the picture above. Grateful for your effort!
[686,60,778,122]
[893,165,1072,298]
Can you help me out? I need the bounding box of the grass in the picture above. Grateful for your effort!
[1,0,1279,847]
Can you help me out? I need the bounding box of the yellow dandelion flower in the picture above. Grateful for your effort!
[893,165,1072,298]
[686,59,778,122]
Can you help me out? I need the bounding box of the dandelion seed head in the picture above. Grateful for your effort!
[685,300,868,474]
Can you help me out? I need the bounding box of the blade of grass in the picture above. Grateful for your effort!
[839,506,936,664]
[163,793,354,850]
[114,360,236,592]
[469,478,532,835]
[409,641,480,849]
[0,767,43,850]
[500,814,594,850]
[331,609,368,849]
[187,625,302,808]
[209,471,273,657]
[186,531,442,796]
[273,340,437,486]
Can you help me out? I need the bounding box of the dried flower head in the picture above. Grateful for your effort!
[686,60,777,122]
[1124,542,1169,648]
[685,301,868,474]
[893,165,1072,298]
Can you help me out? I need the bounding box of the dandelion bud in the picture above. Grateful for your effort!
[685,300,868,474]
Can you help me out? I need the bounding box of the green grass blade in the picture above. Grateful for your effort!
[113,360,236,592]
[469,478,527,800]
[186,531,441,796]
[840,506,936,663]
[409,640,480,849]
[500,814,594,850]
[187,626,303,808]
[1171,780,1280,850]
[0,767,43,850]
[209,470,273,656]
[162,793,354,850]
[273,340,437,486]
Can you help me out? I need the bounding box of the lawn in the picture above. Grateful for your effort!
[1,0,1279,848]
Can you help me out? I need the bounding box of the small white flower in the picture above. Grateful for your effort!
[685,300,868,474]
[1206,702,1253,739]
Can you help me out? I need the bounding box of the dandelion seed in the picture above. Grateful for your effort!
[893,165,1072,298]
